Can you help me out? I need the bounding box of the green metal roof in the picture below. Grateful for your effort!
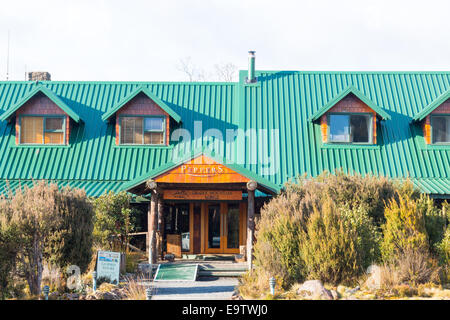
[0,84,82,123]
[412,88,450,122]
[309,85,391,121]
[0,70,449,197]
[0,179,123,197]
[412,178,450,199]
[101,85,181,122]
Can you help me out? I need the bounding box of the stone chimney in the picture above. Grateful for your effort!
[28,71,51,81]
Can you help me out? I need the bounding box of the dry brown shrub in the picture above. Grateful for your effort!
[123,275,151,300]
[379,248,440,290]
[396,248,441,285]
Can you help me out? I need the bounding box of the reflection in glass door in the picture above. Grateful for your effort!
[207,204,221,249]
[226,203,240,250]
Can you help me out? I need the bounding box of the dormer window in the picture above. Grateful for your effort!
[328,113,373,143]
[310,86,390,146]
[20,116,66,145]
[0,85,81,146]
[101,86,181,147]
[431,115,450,144]
[120,116,165,145]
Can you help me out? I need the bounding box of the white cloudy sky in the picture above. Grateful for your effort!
[0,0,449,81]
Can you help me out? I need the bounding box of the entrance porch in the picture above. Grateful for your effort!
[122,154,278,269]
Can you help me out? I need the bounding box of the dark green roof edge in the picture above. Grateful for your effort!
[241,70,450,75]
[0,84,82,123]
[101,85,182,122]
[309,85,391,121]
[413,89,450,122]
[119,149,281,194]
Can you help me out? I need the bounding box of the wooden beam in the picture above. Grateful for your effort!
[148,182,159,264]
[246,180,257,271]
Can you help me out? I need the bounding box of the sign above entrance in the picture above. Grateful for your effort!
[180,164,226,177]
[163,189,243,201]
[154,155,250,184]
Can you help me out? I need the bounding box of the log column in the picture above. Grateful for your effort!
[157,195,164,260]
[147,180,159,265]
[246,180,257,271]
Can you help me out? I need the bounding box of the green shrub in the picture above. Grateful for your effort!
[125,252,146,273]
[381,193,429,262]
[299,198,362,285]
[250,172,387,289]
[420,196,447,253]
[437,228,450,284]
[392,284,418,297]
[252,187,306,288]
[46,186,94,274]
[0,210,20,299]
[92,191,137,252]
[438,228,450,263]
[290,171,418,226]
[0,181,94,296]
[340,203,382,267]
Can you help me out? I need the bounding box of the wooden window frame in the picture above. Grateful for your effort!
[19,115,66,145]
[430,114,450,145]
[118,115,166,146]
[327,112,374,145]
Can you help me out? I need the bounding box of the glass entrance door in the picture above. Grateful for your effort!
[205,202,242,254]
[224,203,240,253]
[207,204,221,251]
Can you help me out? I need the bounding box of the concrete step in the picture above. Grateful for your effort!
[198,266,247,272]
[198,271,245,278]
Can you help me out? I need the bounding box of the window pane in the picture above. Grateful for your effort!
[144,117,164,131]
[144,132,164,144]
[350,115,371,143]
[432,116,450,143]
[329,115,350,142]
[20,117,43,144]
[120,117,143,144]
[44,132,64,144]
[45,118,64,131]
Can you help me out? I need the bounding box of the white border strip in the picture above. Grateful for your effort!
[153,264,161,281]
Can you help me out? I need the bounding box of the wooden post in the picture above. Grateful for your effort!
[157,196,163,260]
[246,180,257,271]
[147,179,158,265]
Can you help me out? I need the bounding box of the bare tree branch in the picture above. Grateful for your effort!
[214,62,238,82]
[177,57,237,82]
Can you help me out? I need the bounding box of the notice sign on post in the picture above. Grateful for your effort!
[96,250,121,284]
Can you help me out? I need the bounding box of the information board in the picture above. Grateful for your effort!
[96,250,121,284]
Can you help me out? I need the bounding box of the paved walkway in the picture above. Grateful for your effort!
[151,277,239,300]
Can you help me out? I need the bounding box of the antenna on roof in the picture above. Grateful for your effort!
[6,30,10,80]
